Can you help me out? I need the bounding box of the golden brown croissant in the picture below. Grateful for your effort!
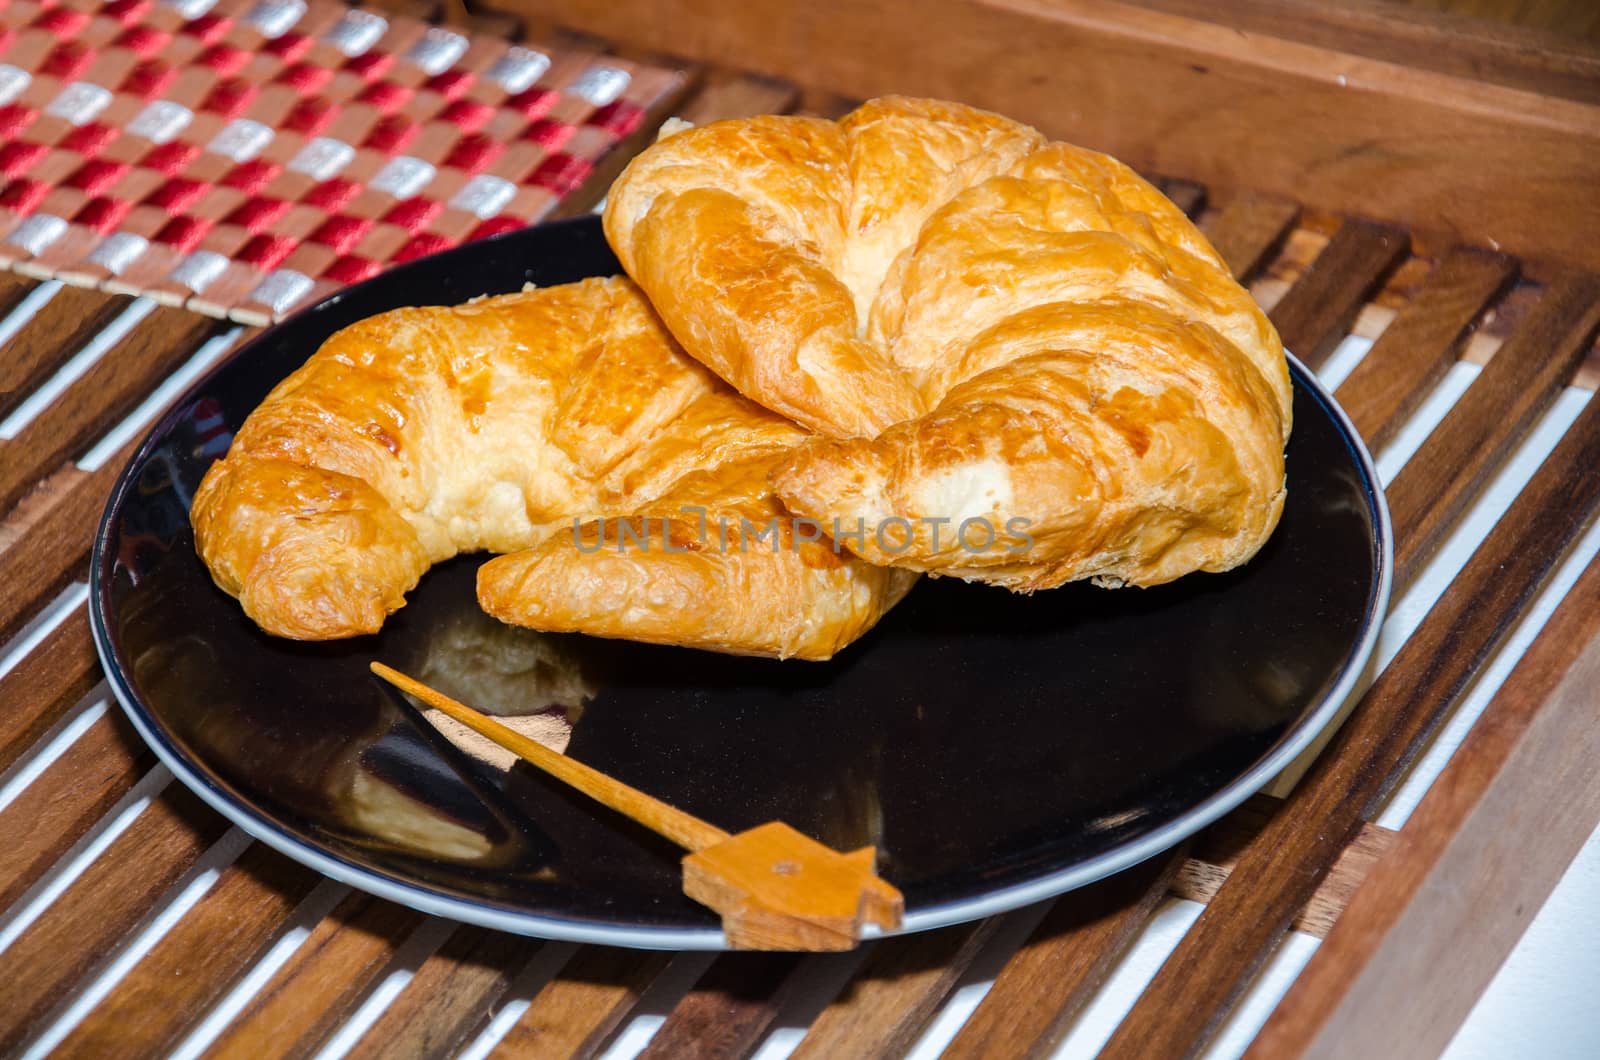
[191,277,912,656]
[604,97,1291,589]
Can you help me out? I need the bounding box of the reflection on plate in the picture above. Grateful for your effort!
[91,217,1391,948]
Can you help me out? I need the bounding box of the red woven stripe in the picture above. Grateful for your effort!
[182,14,232,44]
[265,33,312,63]
[276,62,333,95]
[308,215,371,253]
[303,178,359,211]
[382,197,442,232]
[363,114,417,153]
[141,141,201,175]
[224,197,291,233]
[42,41,95,80]
[530,154,593,195]
[60,123,120,156]
[343,52,393,80]
[121,58,177,97]
[504,87,556,119]
[467,216,523,242]
[200,78,258,118]
[147,177,207,211]
[587,100,647,137]
[197,44,250,75]
[282,97,336,135]
[355,81,411,113]
[325,255,379,283]
[154,215,212,251]
[396,233,451,262]
[35,7,91,36]
[115,27,172,60]
[425,70,474,100]
[76,196,135,233]
[439,99,494,133]
[0,105,35,140]
[105,0,152,24]
[443,132,503,172]
[66,159,131,195]
[0,179,50,215]
[238,233,297,269]
[521,119,573,150]
[221,160,282,193]
[0,142,47,178]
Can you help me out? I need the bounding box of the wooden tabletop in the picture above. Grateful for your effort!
[1,1,1598,1057]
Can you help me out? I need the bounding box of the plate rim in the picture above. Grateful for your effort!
[89,223,1394,949]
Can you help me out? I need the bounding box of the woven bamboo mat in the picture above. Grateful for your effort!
[0,0,687,324]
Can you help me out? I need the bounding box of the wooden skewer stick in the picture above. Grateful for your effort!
[371,662,904,951]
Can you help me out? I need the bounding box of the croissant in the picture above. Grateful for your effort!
[604,97,1292,589]
[190,277,912,657]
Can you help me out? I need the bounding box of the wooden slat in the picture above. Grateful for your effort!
[490,946,672,1059]
[0,271,35,323]
[637,954,803,1060]
[676,72,802,123]
[0,450,128,643]
[1251,549,1600,1058]
[508,0,1600,270]
[1199,194,1301,283]
[941,853,1181,1060]
[0,785,230,1053]
[1334,247,1516,450]
[1265,219,1409,369]
[53,844,322,1059]
[1156,178,1206,218]
[790,920,1001,1058]
[205,892,428,1060]
[0,286,126,420]
[344,925,538,1060]
[0,604,98,773]
[1386,272,1600,586]
[1122,0,1600,104]
[1095,361,1600,1059]
[0,709,152,911]
[0,307,216,513]
[1171,799,1396,939]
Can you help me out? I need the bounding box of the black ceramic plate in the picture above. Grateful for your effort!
[91,217,1391,948]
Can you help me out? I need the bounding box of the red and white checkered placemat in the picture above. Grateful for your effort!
[0,0,686,323]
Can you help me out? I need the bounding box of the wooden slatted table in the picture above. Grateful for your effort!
[2,2,1598,1057]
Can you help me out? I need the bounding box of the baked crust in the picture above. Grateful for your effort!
[191,277,910,656]
[604,97,1291,589]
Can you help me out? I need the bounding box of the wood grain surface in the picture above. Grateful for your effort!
[1199,195,1301,283]
[205,892,428,1060]
[0,307,217,512]
[942,851,1183,1059]
[1385,272,1600,587]
[0,709,151,911]
[345,924,539,1060]
[0,453,130,641]
[790,920,1000,1058]
[0,286,126,421]
[1251,523,1600,1057]
[0,604,98,774]
[0,786,230,1054]
[52,844,322,1059]
[637,954,804,1060]
[1265,219,1409,369]
[490,947,673,1059]
[500,0,1600,269]
[1096,335,1600,1058]
[1334,247,1517,449]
